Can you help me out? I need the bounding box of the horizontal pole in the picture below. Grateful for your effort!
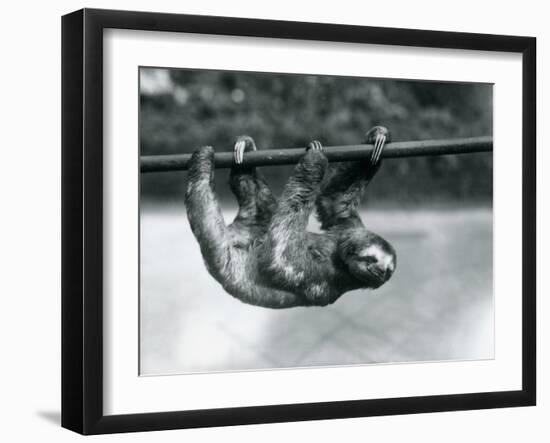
[140,136,492,173]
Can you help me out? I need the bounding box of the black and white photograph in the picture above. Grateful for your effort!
[1,0,546,439]
[139,67,493,376]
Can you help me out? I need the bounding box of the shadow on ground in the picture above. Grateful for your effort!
[36,410,60,426]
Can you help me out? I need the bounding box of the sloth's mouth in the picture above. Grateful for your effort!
[367,267,386,281]
[356,267,387,287]
[367,269,391,288]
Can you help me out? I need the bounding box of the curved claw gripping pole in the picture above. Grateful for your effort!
[234,135,257,165]
[364,126,391,166]
[307,140,324,151]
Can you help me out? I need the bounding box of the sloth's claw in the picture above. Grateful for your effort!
[371,134,387,165]
[233,136,257,165]
[233,140,243,164]
[307,140,324,151]
[364,126,390,167]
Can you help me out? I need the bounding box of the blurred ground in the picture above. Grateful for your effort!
[140,204,493,375]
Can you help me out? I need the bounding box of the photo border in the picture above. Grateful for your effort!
[61,8,536,435]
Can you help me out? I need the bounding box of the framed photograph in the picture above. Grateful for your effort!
[62,8,536,435]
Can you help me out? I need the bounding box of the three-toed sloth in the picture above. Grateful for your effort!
[185,127,396,308]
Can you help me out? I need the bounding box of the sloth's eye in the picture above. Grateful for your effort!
[360,255,378,265]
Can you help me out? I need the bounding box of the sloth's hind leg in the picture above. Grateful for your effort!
[229,136,277,237]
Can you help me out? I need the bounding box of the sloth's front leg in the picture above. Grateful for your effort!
[315,126,391,230]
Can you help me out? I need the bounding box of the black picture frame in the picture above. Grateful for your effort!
[61,8,536,435]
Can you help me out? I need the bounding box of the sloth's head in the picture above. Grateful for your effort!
[338,229,396,288]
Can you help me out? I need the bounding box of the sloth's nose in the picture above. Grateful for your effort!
[361,247,395,281]
[378,256,395,280]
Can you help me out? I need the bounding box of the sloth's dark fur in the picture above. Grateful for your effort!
[185,138,396,309]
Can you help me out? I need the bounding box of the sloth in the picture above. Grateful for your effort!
[184,126,396,308]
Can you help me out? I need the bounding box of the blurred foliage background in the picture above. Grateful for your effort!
[140,68,492,207]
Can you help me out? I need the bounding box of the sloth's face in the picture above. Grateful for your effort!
[341,231,396,288]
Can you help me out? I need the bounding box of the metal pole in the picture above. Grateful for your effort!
[140,136,493,173]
